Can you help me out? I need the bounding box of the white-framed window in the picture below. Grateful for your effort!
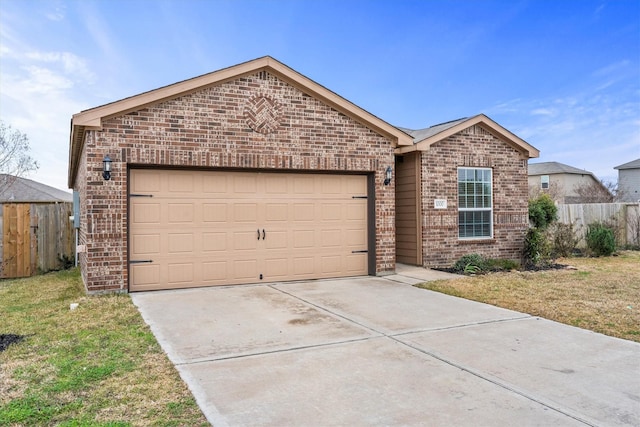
[541,175,549,189]
[458,167,493,239]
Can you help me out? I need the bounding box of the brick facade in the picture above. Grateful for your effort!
[420,124,530,267]
[75,71,396,292]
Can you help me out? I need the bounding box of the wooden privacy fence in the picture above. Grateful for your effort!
[556,203,640,247]
[1,202,75,278]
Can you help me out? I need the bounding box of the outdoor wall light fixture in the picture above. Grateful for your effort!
[102,155,112,181]
[384,166,393,186]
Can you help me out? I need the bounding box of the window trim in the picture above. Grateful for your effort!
[541,175,549,189]
[457,167,493,240]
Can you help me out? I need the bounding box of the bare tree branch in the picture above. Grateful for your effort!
[0,120,39,194]
[572,179,615,203]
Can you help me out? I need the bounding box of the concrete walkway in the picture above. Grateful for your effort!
[131,269,640,427]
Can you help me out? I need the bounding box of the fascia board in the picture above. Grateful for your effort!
[407,115,540,158]
[70,56,411,146]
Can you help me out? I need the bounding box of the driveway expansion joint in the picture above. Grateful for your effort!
[391,336,600,427]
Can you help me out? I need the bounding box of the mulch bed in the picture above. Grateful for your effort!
[433,263,570,275]
[0,334,27,352]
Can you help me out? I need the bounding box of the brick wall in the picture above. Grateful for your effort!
[74,71,396,292]
[420,124,529,267]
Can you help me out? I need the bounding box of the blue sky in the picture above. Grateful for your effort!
[1,0,639,191]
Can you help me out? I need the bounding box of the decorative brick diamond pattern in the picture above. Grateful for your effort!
[244,94,283,134]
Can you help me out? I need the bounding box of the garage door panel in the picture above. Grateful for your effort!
[130,170,368,291]
[347,203,366,220]
[132,234,160,255]
[167,263,194,284]
[203,232,227,251]
[203,203,228,222]
[232,230,259,251]
[132,203,161,224]
[346,254,367,272]
[264,230,288,249]
[233,260,259,280]
[234,175,258,193]
[346,229,366,246]
[202,261,228,281]
[234,203,258,222]
[202,174,227,193]
[321,229,341,247]
[168,203,194,223]
[321,204,342,221]
[293,230,314,248]
[265,203,288,222]
[264,257,289,278]
[347,175,367,194]
[321,176,342,194]
[168,173,195,193]
[294,176,315,194]
[131,264,161,287]
[321,256,341,274]
[167,233,194,253]
[293,257,315,275]
[131,171,161,193]
[265,175,288,194]
[293,204,315,221]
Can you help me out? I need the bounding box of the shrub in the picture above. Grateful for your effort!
[585,223,616,256]
[528,194,557,230]
[453,254,488,274]
[551,222,580,257]
[523,228,552,268]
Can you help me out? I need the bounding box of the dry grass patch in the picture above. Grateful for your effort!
[0,268,209,426]
[416,251,640,342]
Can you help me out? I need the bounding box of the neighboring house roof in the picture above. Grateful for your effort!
[69,56,413,187]
[614,158,640,170]
[0,174,72,203]
[528,161,612,200]
[527,161,596,176]
[396,114,539,159]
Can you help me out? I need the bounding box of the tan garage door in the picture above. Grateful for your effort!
[129,169,369,291]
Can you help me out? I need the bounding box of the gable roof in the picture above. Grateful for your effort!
[69,56,413,187]
[1,174,72,203]
[614,158,640,170]
[528,161,595,176]
[396,114,539,158]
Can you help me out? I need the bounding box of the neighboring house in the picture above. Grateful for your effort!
[614,158,640,202]
[68,56,538,293]
[528,161,609,203]
[0,174,74,278]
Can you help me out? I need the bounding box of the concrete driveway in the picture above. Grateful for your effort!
[132,269,640,426]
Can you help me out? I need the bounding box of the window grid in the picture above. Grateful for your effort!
[458,167,493,239]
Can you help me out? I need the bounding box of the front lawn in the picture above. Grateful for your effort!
[0,268,209,426]
[416,251,640,342]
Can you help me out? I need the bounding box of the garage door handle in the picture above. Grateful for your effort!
[262,229,266,240]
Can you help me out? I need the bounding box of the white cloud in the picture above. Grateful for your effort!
[487,85,640,181]
[592,60,630,77]
[23,51,95,83]
[45,4,66,22]
[530,108,554,116]
[20,66,74,94]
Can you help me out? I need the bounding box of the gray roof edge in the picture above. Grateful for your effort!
[399,117,469,143]
[527,161,596,176]
[0,174,72,203]
[614,158,640,170]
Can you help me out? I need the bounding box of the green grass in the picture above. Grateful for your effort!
[416,251,640,342]
[0,269,209,426]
